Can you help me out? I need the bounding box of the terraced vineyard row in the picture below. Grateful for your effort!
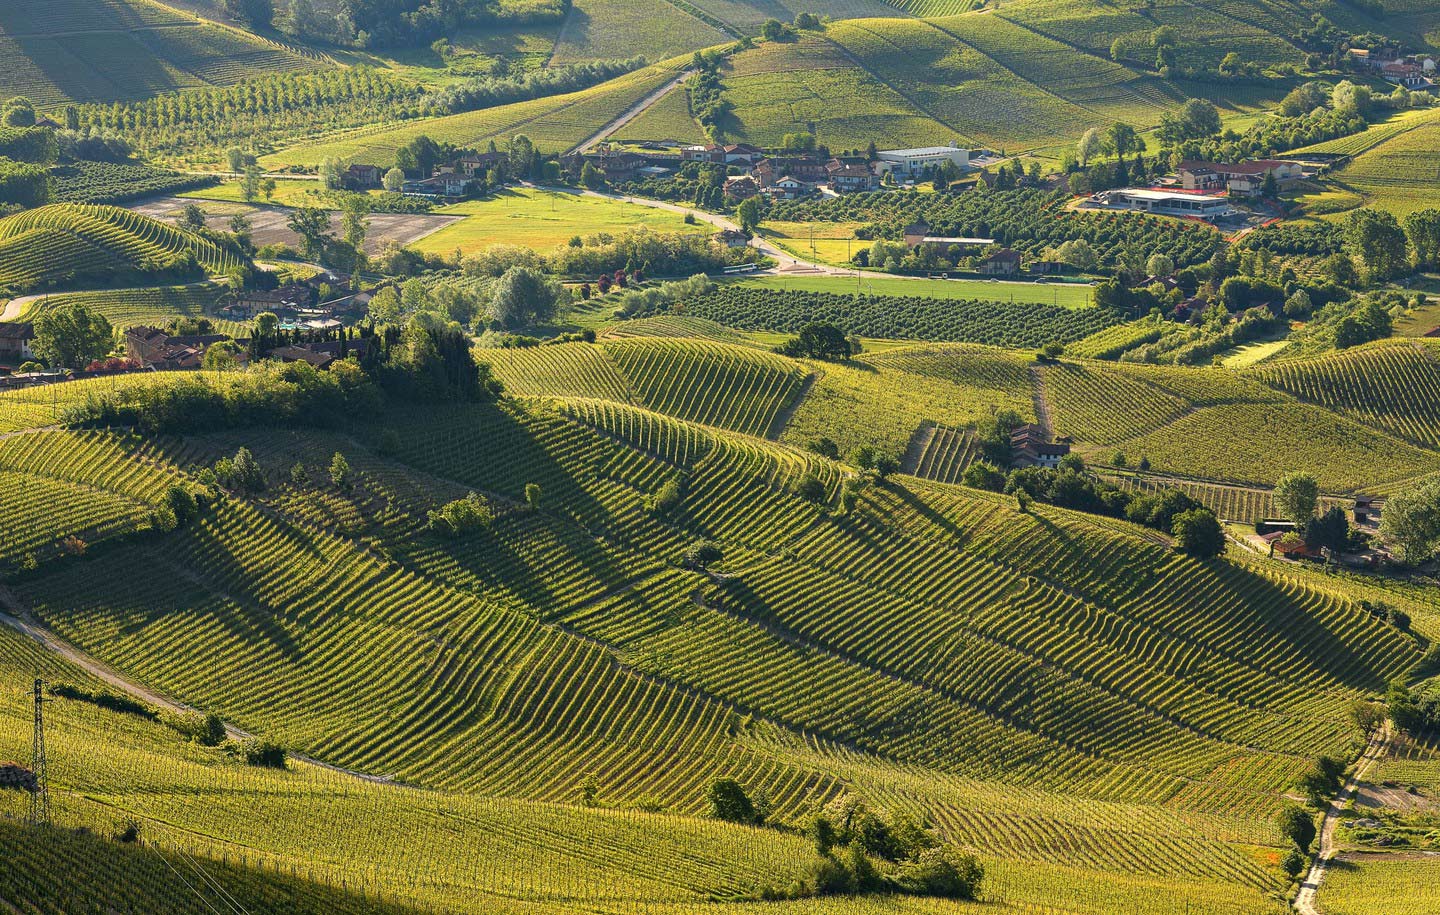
[6,284,240,336]
[674,286,1121,347]
[0,204,244,294]
[907,425,977,484]
[1254,341,1440,450]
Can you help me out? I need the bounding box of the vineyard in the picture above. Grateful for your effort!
[0,342,1430,914]
[480,338,808,437]
[902,424,977,483]
[767,188,1222,271]
[1099,471,1347,524]
[1322,109,1440,218]
[666,285,1122,346]
[0,0,318,107]
[4,283,239,336]
[0,204,246,295]
[1254,340,1440,450]
[263,60,688,169]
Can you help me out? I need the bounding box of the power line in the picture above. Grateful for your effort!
[146,840,229,915]
[174,842,251,915]
[29,677,48,827]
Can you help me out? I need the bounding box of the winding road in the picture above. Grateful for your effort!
[1294,721,1393,915]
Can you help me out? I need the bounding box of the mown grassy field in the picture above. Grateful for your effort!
[0,0,319,106]
[411,186,711,256]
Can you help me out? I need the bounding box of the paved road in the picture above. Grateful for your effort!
[1294,722,1392,915]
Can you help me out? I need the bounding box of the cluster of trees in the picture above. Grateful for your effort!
[0,120,57,210]
[273,0,566,49]
[1388,679,1440,735]
[960,422,1223,556]
[428,492,493,537]
[689,48,732,144]
[705,781,983,902]
[775,323,860,361]
[1272,472,1366,557]
[1344,207,1440,281]
[1380,475,1440,566]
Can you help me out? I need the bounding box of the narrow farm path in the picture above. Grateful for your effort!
[1294,721,1393,915]
[570,69,696,155]
[1027,364,1053,437]
[764,371,819,441]
[0,588,410,789]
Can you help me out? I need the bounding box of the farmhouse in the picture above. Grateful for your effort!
[977,248,1022,276]
[456,152,506,176]
[827,161,879,193]
[1099,188,1235,219]
[1010,424,1070,469]
[764,177,811,200]
[717,229,750,247]
[228,284,316,318]
[344,164,383,190]
[874,144,970,178]
[1179,160,1303,197]
[123,326,236,370]
[0,321,36,367]
[723,175,760,200]
[403,173,469,198]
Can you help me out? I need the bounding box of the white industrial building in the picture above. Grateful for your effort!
[1097,189,1235,220]
[875,144,971,177]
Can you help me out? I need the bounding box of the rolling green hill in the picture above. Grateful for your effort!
[0,204,246,296]
[1,326,1437,913]
[0,0,319,107]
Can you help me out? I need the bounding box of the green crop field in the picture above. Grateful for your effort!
[6,0,1440,908]
[0,0,318,106]
[4,386,1419,913]
[735,273,1096,308]
[263,60,688,168]
[612,76,707,143]
[0,204,245,296]
[1,323,1437,914]
[1254,340,1440,451]
[1315,855,1440,915]
[552,0,727,63]
[713,11,1295,152]
[412,187,711,256]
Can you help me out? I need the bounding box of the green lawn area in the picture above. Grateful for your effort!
[410,187,711,255]
[1220,338,1290,368]
[179,179,328,208]
[761,221,866,267]
[733,273,1096,308]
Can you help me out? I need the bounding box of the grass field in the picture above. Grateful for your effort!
[733,272,1096,308]
[0,0,318,106]
[177,177,328,207]
[411,186,711,256]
